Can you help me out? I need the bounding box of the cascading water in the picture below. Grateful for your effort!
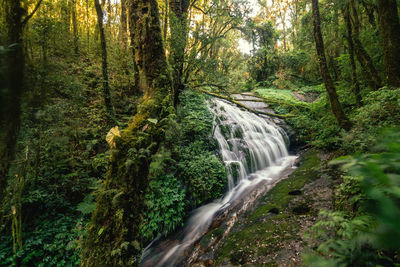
[141,98,296,267]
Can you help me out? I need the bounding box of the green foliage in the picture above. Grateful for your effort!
[0,214,83,266]
[0,56,116,266]
[180,153,227,205]
[255,87,310,107]
[139,90,227,244]
[140,174,186,242]
[342,88,400,152]
[304,129,400,266]
[176,91,227,205]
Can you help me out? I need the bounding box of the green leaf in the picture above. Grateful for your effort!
[147,118,158,124]
[98,227,104,236]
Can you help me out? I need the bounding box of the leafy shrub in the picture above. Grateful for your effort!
[0,214,83,266]
[304,129,400,266]
[342,88,400,153]
[139,90,228,244]
[1,57,112,266]
[180,153,227,205]
[140,174,186,243]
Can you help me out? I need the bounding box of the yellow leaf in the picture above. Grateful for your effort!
[106,126,121,148]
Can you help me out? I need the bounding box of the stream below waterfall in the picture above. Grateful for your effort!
[140,98,297,267]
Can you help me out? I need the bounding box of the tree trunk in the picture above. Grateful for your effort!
[71,0,79,54]
[127,1,140,94]
[1,0,43,218]
[62,0,71,40]
[0,0,25,207]
[169,0,190,107]
[344,1,362,107]
[360,0,376,27]
[311,0,352,131]
[86,0,90,50]
[82,0,172,264]
[119,0,132,92]
[120,0,128,51]
[350,0,382,90]
[94,0,114,119]
[163,0,168,41]
[376,0,400,87]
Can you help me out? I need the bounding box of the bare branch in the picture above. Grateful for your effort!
[22,0,43,25]
[193,5,207,15]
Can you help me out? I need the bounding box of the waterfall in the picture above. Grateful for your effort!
[141,98,296,267]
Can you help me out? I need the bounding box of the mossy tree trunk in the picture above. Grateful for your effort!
[94,0,115,120]
[0,0,42,215]
[127,1,140,94]
[312,0,352,131]
[120,0,133,93]
[72,0,79,55]
[344,1,362,107]
[120,0,128,51]
[376,0,400,88]
[82,0,172,265]
[169,0,190,107]
[350,0,382,90]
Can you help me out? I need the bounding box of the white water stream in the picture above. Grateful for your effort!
[141,99,296,266]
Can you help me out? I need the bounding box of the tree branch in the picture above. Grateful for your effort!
[22,0,43,26]
[193,5,207,15]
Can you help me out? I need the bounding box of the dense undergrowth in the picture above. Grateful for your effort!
[304,130,400,266]
[0,56,114,266]
[246,82,400,266]
[0,56,226,264]
[253,85,400,153]
[140,90,227,244]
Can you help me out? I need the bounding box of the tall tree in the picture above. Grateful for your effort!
[163,0,169,41]
[127,1,140,94]
[94,0,114,119]
[344,1,362,107]
[0,0,43,210]
[350,0,382,90]
[82,0,172,264]
[71,0,79,54]
[376,0,400,87]
[169,0,191,106]
[311,0,352,131]
[120,0,128,51]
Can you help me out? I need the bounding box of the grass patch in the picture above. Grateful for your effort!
[254,87,312,109]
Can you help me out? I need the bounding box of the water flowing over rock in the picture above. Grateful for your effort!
[140,98,296,267]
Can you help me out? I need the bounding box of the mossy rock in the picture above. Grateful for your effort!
[214,149,322,265]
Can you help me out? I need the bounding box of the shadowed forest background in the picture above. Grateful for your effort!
[0,0,400,266]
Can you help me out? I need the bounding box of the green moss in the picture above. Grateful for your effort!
[214,149,321,265]
[82,87,173,266]
[251,149,320,220]
[200,226,226,249]
[254,87,312,109]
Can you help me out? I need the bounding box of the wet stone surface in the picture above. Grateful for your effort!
[206,149,336,267]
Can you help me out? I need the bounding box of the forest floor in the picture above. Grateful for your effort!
[192,149,340,266]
